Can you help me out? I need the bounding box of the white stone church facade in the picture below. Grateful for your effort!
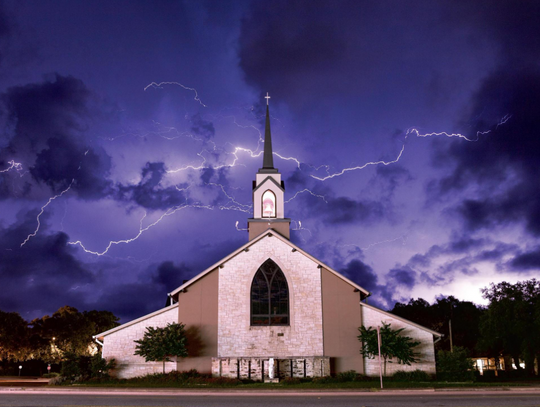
[95,99,442,380]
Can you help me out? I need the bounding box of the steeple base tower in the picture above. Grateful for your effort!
[248,218,291,240]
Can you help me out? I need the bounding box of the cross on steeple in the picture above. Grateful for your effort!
[265,92,271,106]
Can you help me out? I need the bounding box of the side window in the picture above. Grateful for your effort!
[251,259,289,325]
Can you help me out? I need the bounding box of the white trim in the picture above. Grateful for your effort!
[169,231,370,297]
[94,303,179,339]
[360,302,443,337]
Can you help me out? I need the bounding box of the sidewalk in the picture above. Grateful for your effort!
[1,384,539,396]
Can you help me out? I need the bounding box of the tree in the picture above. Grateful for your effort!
[31,306,120,358]
[134,323,188,373]
[358,322,421,376]
[478,279,540,375]
[391,296,484,355]
[437,346,475,381]
[0,310,31,362]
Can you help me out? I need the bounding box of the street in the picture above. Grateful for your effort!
[0,390,539,407]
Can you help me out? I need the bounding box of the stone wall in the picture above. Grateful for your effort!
[101,305,179,379]
[217,234,324,358]
[361,304,437,376]
[212,357,330,380]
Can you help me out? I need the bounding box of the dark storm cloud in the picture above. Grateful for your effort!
[338,259,400,309]
[462,0,540,66]
[95,260,195,321]
[96,261,194,321]
[0,208,95,313]
[387,267,416,289]
[431,67,540,236]
[95,284,165,322]
[293,187,387,226]
[116,162,187,210]
[323,196,386,225]
[339,259,378,292]
[190,113,215,141]
[0,74,113,200]
[239,0,346,96]
[510,248,540,272]
[151,261,192,288]
[372,164,413,198]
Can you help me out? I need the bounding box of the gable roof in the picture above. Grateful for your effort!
[360,302,443,337]
[252,175,284,193]
[170,229,370,298]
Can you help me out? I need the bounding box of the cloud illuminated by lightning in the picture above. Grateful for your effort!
[20,180,74,247]
[144,81,207,107]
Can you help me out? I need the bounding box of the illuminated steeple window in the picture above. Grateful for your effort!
[262,190,276,218]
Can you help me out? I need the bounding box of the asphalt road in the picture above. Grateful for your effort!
[0,390,539,407]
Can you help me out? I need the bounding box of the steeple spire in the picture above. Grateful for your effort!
[249,92,290,240]
[261,92,275,171]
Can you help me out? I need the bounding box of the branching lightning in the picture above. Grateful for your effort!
[0,160,23,174]
[312,115,512,181]
[144,81,207,107]
[285,189,328,204]
[311,145,406,181]
[68,202,212,256]
[20,180,74,247]
[207,182,252,213]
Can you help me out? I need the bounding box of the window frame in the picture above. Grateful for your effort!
[261,189,277,218]
[250,259,289,326]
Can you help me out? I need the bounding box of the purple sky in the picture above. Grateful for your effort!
[1,0,539,323]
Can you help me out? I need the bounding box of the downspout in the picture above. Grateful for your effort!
[434,335,444,344]
[93,335,104,347]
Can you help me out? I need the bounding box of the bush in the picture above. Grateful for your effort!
[392,369,432,382]
[436,347,475,382]
[90,354,116,378]
[478,369,496,382]
[60,352,81,380]
[42,372,60,378]
[282,377,301,385]
[335,370,358,382]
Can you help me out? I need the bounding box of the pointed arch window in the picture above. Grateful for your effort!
[251,259,289,326]
[262,190,276,218]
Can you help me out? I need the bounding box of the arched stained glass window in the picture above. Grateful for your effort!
[250,259,289,326]
[262,190,276,218]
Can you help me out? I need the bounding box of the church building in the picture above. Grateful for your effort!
[95,97,442,380]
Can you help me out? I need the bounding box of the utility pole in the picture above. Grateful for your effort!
[377,325,383,389]
[449,319,453,352]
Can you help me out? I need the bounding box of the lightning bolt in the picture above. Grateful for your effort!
[290,219,312,237]
[311,145,406,181]
[235,221,248,231]
[312,115,512,181]
[285,189,328,204]
[207,182,252,213]
[144,81,207,107]
[0,160,23,174]
[68,202,212,256]
[69,181,252,256]
[342,235,408,252]
[20,180,74,247]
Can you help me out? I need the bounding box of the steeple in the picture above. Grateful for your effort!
[247,93,290,241]
[260,93,277,173]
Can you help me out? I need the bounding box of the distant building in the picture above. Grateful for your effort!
[95,97,442,380]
